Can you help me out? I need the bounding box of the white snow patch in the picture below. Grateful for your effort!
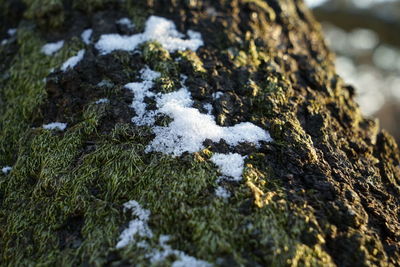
[116,200,153,249]
[61,49,85,71]
[2,166,12,174]
[42,122,67,131]
[117,17,135,29]
[41,40,64,55]
[125,67,271,157]
[95,98,109,104]
[147,104,270,156]
[116,202,211,266]
[81,29,93,44]
[210,153,245,181]
[96,16,203,54]
[215,186,231,198]
[125,67,161,126]
[7,28,16,36]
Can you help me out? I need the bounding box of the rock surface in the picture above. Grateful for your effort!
[0,0,399,266]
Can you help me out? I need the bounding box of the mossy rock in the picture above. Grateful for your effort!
[0,0,399,266]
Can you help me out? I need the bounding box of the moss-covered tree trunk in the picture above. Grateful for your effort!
[1,0,399,266]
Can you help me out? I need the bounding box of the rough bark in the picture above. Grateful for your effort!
[0,0,399,266]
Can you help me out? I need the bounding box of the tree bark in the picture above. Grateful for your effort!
[0,0,399,266]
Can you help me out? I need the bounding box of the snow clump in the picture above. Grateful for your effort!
[61,49,85,71]
[42,122,67,131]
[96,16,203,54]
[41,40,64,55]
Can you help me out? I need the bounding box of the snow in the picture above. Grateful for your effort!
[203,103,213,114]
[96,16,203,54]
[147,101,271,156]
[95,98,109,104]
[210,153,245,181]
[116,201,211,266]
[148,235,212,267]
[212,91,223,99]
[42,122,67,131]
[7,28,16,36]
[81,29,93,44]
[41,40,64,55]
[61,49,85,71]
[116,200,153,249]
[215,186,231,198]
[125,67,161,126]
[117,17,135,29]
[2,166,12,174]
[125,66,271,158]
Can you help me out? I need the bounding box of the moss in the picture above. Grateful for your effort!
[72,0,116,14]
[23,0,65,29]
[0,23,81,165]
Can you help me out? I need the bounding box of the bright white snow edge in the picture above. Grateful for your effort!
[96,16,203,54]
[61,49,85,71]
[42,122,67,131]
[41,40,64,55]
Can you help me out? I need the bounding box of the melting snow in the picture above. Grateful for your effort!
[96,16,203,54]
[81,29,93,44]
[42,122,67,131]
[2,166,12,174]
[116,200,153,249]
[41,40,64,55]
[210,153,245,181]
[61,49,85,71]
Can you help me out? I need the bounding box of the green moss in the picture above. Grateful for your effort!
[24,0,65,29]
[0,7,337,266]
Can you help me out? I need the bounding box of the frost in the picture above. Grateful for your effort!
[116,200,153,249]
[117,17,135,29]
[61,49,85,71]
[96,16,203,54]
[210,153,245,181]
[41,40,64,55]
[2,166,12,174]
[42,122,67,131]
[215,186,231,198]
[81,29,93,44]
[95,98,109,104]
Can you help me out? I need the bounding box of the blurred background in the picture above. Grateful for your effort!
[305,0,400,145]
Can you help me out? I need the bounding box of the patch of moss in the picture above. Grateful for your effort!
[23,0,65,29]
